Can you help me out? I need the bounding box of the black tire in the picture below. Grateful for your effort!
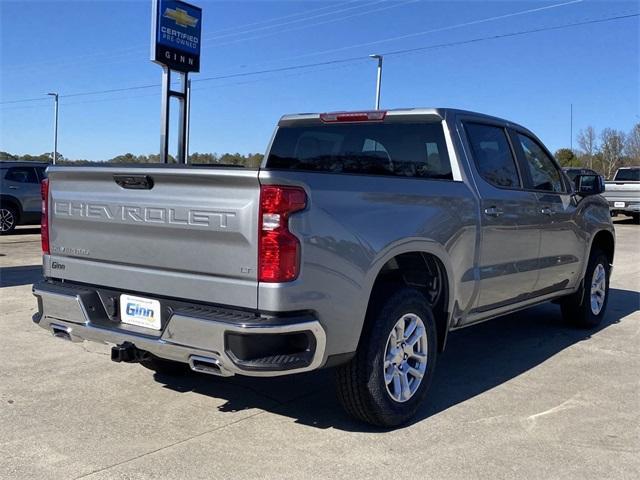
[632,213,640,224]
[560,248,610,328]
[0,206,17,235]
[335,288,437,427]
[140,355,189,376]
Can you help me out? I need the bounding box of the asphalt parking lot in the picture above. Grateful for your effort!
[1,220,638,480]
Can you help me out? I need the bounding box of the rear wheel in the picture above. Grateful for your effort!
[335,288,437,427]
[632,213,640,224]
[140,355,189,376]
[560,248,610,328]
[0,206,17,234]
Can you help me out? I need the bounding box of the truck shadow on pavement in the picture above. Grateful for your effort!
[0,265,42,288]
[153,287,638,432]
[612,217,638,225]
[2,227,41,236]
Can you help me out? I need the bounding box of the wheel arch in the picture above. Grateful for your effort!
[590,229,615,266]
[360,241,455,354]
[574,228,615,297]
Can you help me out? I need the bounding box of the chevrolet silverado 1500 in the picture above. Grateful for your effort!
[33,108,614,426]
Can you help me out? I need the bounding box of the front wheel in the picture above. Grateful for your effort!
[560,248,610,328]
[335,288,437,427]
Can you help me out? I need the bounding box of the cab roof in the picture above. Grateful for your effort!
[0,161,50,168]
[278,107,531,133]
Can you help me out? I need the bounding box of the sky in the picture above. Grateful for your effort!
[0,0,638,161]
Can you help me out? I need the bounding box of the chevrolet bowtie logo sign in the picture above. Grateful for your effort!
[163,7,199,28]
[152,0,202,73]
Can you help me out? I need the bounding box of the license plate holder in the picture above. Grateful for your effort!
[120,294,162,330]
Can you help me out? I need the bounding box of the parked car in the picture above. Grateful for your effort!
[603,166,640,222]
[0,161,49,234]
[32,108,614,427]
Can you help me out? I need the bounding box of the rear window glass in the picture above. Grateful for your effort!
[615,168,640,181]
[266,122,453,180]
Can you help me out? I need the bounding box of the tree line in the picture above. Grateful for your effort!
[0,151,264,168]
[2,122,638,179]
[554,123,639,178]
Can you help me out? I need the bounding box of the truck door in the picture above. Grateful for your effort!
[462,121,541,312]
[510,130,585,294]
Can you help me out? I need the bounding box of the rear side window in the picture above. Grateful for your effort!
[515,133,564,192]
[4,167,39,184]
[465,123,520,188]
[266,122,453,179]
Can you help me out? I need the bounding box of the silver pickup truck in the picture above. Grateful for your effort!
[604,166,640,222]
[33,108,614,426]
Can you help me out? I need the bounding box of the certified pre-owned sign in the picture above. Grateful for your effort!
[151,0,202,72]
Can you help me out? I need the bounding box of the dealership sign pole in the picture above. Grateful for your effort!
[151,0,202,164]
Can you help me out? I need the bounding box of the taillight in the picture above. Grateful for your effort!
[259,185,307,282]
[319,111,386,123]
[41,178,50,254]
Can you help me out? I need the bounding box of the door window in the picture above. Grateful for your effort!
[5,167,39,184]
[516,133,564,192]
[465,123,520,188]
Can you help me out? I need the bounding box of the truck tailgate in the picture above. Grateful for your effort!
[45,166,260,309]
[604,182,640,201]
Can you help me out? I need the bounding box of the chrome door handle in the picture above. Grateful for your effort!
[540,206,553,215]
[8,186,18,190]
[484,206,504,217]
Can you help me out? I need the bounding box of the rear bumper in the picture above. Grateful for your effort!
[608,200,640,214]
[32,280,326,377]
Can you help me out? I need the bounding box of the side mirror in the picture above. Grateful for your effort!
[575,174,605,196]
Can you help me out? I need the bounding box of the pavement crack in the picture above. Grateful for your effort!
[75,343,110,356]
[71,385,326,479]
[523,394,586,432]
[72,409,267,479]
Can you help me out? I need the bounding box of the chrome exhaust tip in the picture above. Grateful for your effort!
[188,355,233,377]
[50,323,81,343]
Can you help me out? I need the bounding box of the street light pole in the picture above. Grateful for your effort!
[47,93,59,165]
[369,54,383,110]
[570,103,573,153]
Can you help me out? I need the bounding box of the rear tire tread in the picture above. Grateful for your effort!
[335,288,437,427]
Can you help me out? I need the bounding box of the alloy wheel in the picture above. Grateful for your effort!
[383,313,428,403]
[0,208,15,233]
[590,263,606,315]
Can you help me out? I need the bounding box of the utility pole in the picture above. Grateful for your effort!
[185,78,192,162]
[369,54,383,110]
[47,93,59,165]
[570,103,573,153]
